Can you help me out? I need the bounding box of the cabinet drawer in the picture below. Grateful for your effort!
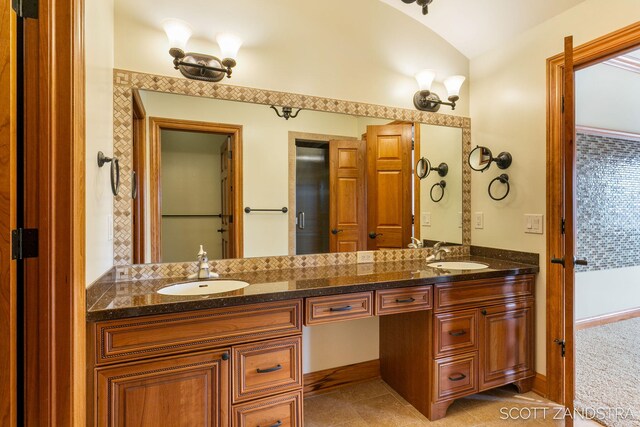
[304,292,373,325]
[435,275,534,312]
[375,286,432,316]
[434,309,477,357]
[232,390,302,427]
[434,352,478,402]
[94,300,302,365]
[233,336,302,403]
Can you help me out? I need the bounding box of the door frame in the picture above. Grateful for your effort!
[148,117,244,262]
[0,3,17,426]
[546,21,640,406]
[131,89,146,264]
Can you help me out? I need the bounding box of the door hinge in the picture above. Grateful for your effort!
[412,214,415,225]
[554,339,566,357]
[11,228,39,260]
[12,0,38,19]
[561,218,565,234]
[411,139,415,150]
[561,96,565,113]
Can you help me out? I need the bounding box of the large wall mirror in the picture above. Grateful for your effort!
[113,71,471,265]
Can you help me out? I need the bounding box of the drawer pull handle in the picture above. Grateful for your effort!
[481,309,487,316]
[256,364,282,374]
[448,330,467,337]
[329,305,353,312]
[258,421,282,427]
[448,373,467,382]
[395,297,415,303]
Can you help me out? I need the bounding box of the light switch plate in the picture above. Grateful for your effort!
[422,212,431,227]
[357,251,375,264]
[474,212,484,229]
[524,214,544,234]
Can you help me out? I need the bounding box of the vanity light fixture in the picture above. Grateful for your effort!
[413,70,465,112]
[162,19,242,82]
[270,105,302,120]
[401,0,434,15]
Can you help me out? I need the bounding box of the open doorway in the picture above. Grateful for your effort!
[146,117,243,263]
[546,22,640,424]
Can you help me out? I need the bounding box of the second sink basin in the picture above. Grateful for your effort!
[427,261,489,270]
[157,279,250,296]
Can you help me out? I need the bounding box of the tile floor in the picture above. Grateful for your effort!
[304,379,602,426]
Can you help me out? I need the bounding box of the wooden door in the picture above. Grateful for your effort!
[0,3,17,426]
[479,299,535,391]
[220,137,234,259]
[366,124,413,250]
[562,35,576,414]
[329,140,366,252]
[96,350,231,427]
[131,90,146,264]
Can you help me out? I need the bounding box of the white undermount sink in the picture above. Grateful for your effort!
[157,280,250,296]
[427,261,489,270]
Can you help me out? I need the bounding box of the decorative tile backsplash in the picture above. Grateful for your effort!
[576,131,640,272]
[117,246,470,281]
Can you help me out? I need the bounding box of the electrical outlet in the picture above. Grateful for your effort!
[357,251,375,264]
[422,212,431,226]
[107,215,113,241]
[474,212,484,229]
[524,214,544,234]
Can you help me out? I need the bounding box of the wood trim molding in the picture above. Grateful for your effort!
[131,89,146,264]
[546,21,640,406]
[575,307,640,331]
[575,125,640,142]
[287,131,357,255]
[0,3,17,426]
[303,359,381,397]
[148,117,244,262]
[532,373,548,398]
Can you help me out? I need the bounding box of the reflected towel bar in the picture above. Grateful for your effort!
[244,207,288,213]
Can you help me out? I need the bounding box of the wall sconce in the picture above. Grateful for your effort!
[271,105,302,120]
[162,19,242,82]
[413,70,465,112]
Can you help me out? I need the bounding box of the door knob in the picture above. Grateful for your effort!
[550,257,565,267]
[217,228,226,233]
[331,229,344,235]
[574,257,588,266]
[369,232,383,239]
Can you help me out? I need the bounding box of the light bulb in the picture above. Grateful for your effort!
[216,33,243,60]
[415,69,436,92]
[162,19,192,51]
[444,75,465,99]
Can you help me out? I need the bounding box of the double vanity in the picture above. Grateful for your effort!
[86,254,537,427]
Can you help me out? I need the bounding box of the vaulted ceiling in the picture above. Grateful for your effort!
[378,0,586,58]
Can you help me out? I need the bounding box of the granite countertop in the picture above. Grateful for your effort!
[86,255,538,322]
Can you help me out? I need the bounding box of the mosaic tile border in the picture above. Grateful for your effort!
[116,246,470,281]
[112,69,472,267]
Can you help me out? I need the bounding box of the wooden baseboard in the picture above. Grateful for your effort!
[303,359,380,397]
[576,307,640,330]
[532,373,548,398]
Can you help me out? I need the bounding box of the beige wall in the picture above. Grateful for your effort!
[576,268,640,320]
[85,0,114,284]
[469,0,640,374]
[113,0,469,115]
[160,131,225,262]
[576,63,640,133]
[419,124,463,244]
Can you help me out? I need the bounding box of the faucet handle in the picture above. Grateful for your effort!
[433,241,444,251]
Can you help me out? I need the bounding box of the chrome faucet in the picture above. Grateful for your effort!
[426,241,451,261]
[408,237,423,249]
[188,245,219,279]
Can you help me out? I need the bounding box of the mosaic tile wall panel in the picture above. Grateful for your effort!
[118,246,470,281]
[576,132,640,272]
[112,69,472,268]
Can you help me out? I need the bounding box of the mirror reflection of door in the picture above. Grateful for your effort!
[366,123,413,249]
[148,117,243,263]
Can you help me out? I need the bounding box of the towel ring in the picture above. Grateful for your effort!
[430,180,446,203]
[488,174,510,201]
[97,151,120,196]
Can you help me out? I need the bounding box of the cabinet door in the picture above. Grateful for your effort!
[479,299,535,391]
[96,350,230,427]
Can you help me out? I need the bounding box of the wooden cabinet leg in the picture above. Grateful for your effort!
[513,377,534,394]
[428,400,455,421]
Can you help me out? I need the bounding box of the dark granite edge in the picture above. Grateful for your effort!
[86,267,117,309]
[86,265,539,322]
[470,246,539,266]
